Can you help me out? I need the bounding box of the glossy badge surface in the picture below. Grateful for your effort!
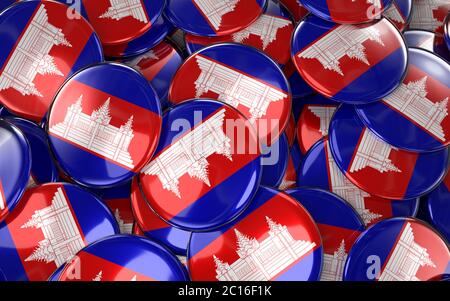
[403,29,450,62]
[74,0,165,45]
[124,41,183,108]
[169,43,292,145]
[291,15,408,104]
[47,63,162,188]
[0,119,31,222]
[184,0,294,66]
[188,186,323,281]
[298,0,394,24]
[356,48,450,152]
[165,0,267,37]
[329,105,449,200]
[5,117,59,188]
[131,179,191,256]
[297,137,419,227]
[103,15,173,59]
[409,0,450,35]
[344,218,450,281]
[287,188,365,281]
[425,172,450,243]
[139,100,261,231]
[0,183,119,281]
[0,0,103,122]
[58,235,189,281]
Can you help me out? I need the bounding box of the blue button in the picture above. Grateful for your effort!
[139,99,261,231]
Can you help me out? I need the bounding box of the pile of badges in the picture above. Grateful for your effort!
[0,0,448,282]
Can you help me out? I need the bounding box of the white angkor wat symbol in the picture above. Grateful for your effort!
[142,109,232,198]
[100,0,149,23]
[0,4,72,97]
[297,25,385,76]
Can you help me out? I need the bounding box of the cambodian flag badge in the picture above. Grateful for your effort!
[291,15,408,104]
[344,218,450,281]
[47,63,162,188]
[169,43,292,145]
[0,183,119,281]
[188,186,323,281]
[356,48,450,152]
[139,99,261,231]
[0,0,103,122]
[328,105,449,200]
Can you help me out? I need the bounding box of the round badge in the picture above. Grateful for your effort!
[92,182,134,235]
[344,218,450,281]
[123,41,184,109]
[0,183,119,281]
[291,15,408,104]
[279,144,303,190]
[0,0,103,122]
[165,0,267,37]
[188,186,323,281]
[329,105,449,200]
[283,60,316,99]
[47,63,162,188]
[287,188,365,281]
[169,43,292,145]
[409,0,450,35]
[0,119,31,222]
[296,94,338,155]
[58,235,189,281]
[184,0,294,66]
[5,117,59,188]
[261,134,289,187]
[425,172,450,243]
[75,0,165,46]
[382,0,412,31]
[297,137,419,227]
[298,0,394,24]
[279,0,309,22]
[103,15,173,59]
[48,264,65,282]
[131,178,191,256]
[356,48,450,152]
[139,100,261,231]
[403,30,450,62]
